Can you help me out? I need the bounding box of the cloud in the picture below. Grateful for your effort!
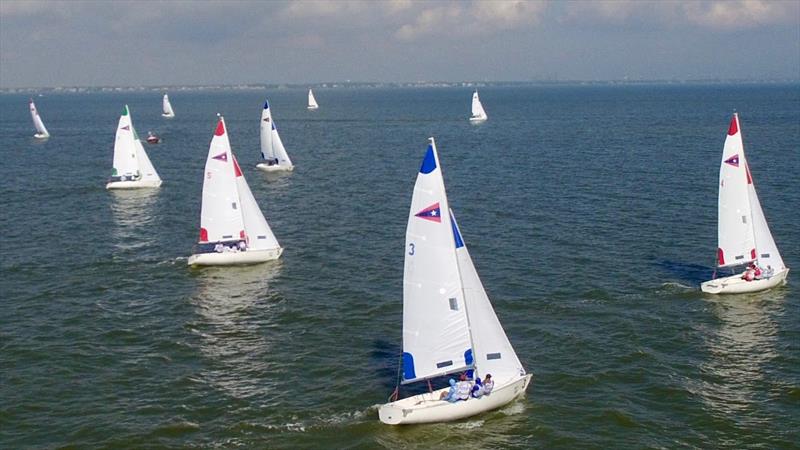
[395,0,547,42]
[682,0,799,30]
[562,0,799,30]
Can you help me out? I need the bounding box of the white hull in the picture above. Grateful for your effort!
[379,374,531,425]
[256,163,294,172]
[162,113,175,118]
[307,106,318,110]
[188,247,283,266]
[106,179,162,190]
[701,268,789,294]
[34,133,50,139]
[469,116,487,123]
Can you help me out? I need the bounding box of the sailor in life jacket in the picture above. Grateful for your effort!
[482,374,494,395]
[455,373,472,401]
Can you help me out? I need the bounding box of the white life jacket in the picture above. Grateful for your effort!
[483,379,494,395]
[456,381,472,400]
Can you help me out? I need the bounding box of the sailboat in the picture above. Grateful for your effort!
[378,138,531,425]
[255,100,294,172]
[307,89,319,110]
[106,105,163,190]
[700,113,789,294]
[188,115,283,266]
[29,99,50,139]
[469,90,487,123]
[162,94,175,118]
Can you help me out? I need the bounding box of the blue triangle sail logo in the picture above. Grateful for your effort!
[212,152,228,162]
[415,202,441,223]
[724,154,739,167]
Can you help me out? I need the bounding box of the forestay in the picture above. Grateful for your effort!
[451,210,524,385]
[198,117,245,244]
[716,114,755,267]
[402,138,472,384]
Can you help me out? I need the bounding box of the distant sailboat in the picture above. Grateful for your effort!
[700,113,789,294]
[256,100,294,172]
[188,115,283,266]
[378,138,531,425]
[29,99,50,139]
[106,105,162,189]
[162,94,175,118]
[307,89,319,110]
[469,90,487,123]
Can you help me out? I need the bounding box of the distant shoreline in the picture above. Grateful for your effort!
[3,79,798,94]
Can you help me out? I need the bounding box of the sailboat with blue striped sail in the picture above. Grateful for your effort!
[256,100,294,172]
[378,137,531,425]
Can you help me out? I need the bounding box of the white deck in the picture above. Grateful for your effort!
[106,179,162,190]
[378,374,531,425]
[256,163,294,173]
[188,247,283,266]
[701,268,789,294]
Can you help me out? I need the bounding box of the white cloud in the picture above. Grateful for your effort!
[394,0,547,42]
[682,0,798,29]
[562,0,799,30]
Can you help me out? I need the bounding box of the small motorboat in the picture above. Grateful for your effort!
[146,131,161,144]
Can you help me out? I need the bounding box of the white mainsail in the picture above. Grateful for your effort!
[233,155,281,251]
[198,116,246,245]
[470,91,487,122]
[111,106,140,178]
[260,101,275,161]
[402,138,472,384]
[716,113,756,267]
[162,94,175,118]
[29,99,50,138]
[308,89,319,109]
[451,210,524,385]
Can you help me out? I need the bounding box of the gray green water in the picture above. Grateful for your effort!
[1,85,798,448]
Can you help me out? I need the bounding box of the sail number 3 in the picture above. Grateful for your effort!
[408,243,415,255]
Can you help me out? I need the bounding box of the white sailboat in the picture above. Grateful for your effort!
[701,113,789,294]
[106,105,162,190]
[378,138,531,425]
[307,89,319,110]
[188,115,283,266]
[162,93,175,118]
[255,100,294,172]
[469,90,487,123]
[29,99,50,139]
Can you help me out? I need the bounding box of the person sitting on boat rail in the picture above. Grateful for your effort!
[238,241,247,252]
[214,243,224,253]
[742,264,756,281]
[471,377,484,398]
[455,373,472,401]
[482,374,494,395]
[439,379,458,402]
[762,265,774,279]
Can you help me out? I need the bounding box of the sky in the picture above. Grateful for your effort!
[0,0,798,88]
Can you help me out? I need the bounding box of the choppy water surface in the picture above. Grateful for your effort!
[1,84,798,448]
